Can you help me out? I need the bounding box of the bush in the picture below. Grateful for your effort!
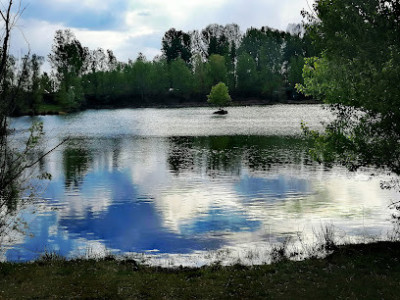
[207,82,231,108]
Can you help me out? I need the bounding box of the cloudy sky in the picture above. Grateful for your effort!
[10,0,314,64]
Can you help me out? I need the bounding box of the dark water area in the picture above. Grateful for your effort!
[3,106,398,265]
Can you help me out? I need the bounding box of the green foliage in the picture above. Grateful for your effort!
[56,76,83,110]
[0,21,318,115]
[125,54,152,100]
[7,54,46,114]
[298,0,400,174]
[1,22,316,114]
[30,54,45,111]
[236,27,294,99]
[49,30,89,80]
[192,54,212,95]
[287,56,304,83]
[33,24,314,110]
[208,54,227,85]
[0,120,50,209]
[0,1,58,220]
[169,58,194,98]
[236,53,258,94]
[239,27,284,70]
[200,24,241,58]
[226,42,237,90]
[162,28,192,63]
[149,59,170,95]
[207,82,231,107]
[49,29,89,110]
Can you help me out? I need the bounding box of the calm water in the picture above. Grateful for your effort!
[4,106,399,265]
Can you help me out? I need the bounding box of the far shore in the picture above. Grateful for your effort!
[14,98,322,117]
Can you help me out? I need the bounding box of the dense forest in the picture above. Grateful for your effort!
[6,23,317,115]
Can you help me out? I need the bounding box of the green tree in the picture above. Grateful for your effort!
[82,48,109,99]
[208,54,227,85]
[128,53,152,101]
[238,27,286,98]
[200,24,241,58]
[297,0,400,175]
[169,58,193,98]
[149,58,169,96]
[14,54,46,114]
[192,54,212,95]
[30,54,45,112]
[258,44,284,99]
[162,28,192,63]
[12,55,31,114]
[207,82,232,108]
[48,29,89,110]
[236,52,258,95]
[226,42,237,91]
[40,72,53,94]
[286,55,305,98]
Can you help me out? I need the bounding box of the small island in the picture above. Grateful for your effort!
[207,82,232,115]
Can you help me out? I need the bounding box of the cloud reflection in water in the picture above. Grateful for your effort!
[5,107,398,263]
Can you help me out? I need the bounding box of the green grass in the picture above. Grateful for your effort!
[1,241,400,299]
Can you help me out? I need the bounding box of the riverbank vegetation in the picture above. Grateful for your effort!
[298,0,400,177]
[8,22,317,116]
[1,241,400,299]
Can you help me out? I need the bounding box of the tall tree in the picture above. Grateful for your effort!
[0,0,19,118]
[48,29,89,109]
[200,24,241,58]
[162,28,192,63]
[149,57,169,96]
[1,1,65,231]
[283,24,316,99]
[192,54,211,95]
[238,27,285,98]
[14,54,45,114]
[30,54,45,111]
[169,58,193,98]
[236,52,258,95]
[298,0,400,174]
[130,53,152,101]
[208,54,227,85]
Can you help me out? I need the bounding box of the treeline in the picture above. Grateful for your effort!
[9,23,317,115]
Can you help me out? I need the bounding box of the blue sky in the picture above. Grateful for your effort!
[10,0,314,66]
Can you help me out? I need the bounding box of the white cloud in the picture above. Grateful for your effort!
[126,0,226,28]
[10,17,161,69]
[34,0,123,13]
[9,19,64,72]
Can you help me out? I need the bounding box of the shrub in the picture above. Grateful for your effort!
[207,82,231,108]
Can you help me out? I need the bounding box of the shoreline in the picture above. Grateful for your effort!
[1,240,400,298]
[14,98,322,117]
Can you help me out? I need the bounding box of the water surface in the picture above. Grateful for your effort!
[4,106,398,265]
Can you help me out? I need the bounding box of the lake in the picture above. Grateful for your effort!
[3,105,399,266]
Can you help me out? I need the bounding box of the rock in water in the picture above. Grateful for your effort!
[213,109,228,115]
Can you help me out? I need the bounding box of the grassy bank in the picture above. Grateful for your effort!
[1,241,400,299]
